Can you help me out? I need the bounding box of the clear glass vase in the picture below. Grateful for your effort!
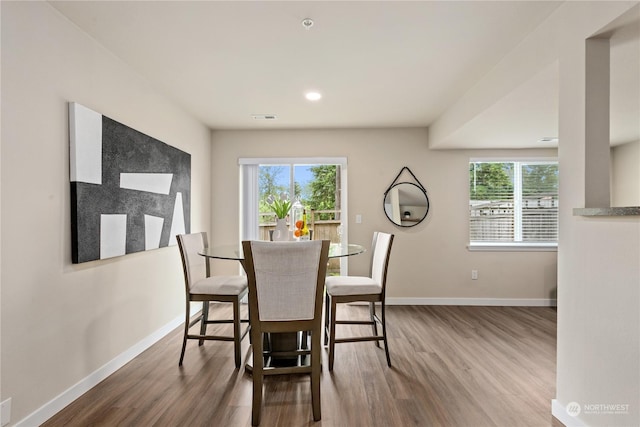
[272,218,290,241]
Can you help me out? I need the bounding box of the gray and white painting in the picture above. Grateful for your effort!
[69,102,190,263]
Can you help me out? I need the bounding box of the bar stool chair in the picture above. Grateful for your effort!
[324,232,394,371]
[242,240,330,426]
[176,232,250,368]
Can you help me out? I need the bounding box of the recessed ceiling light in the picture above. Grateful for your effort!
[305,92,322,101]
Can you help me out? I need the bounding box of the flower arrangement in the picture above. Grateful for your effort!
[266,193,292,219]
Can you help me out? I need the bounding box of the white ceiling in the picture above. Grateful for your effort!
[49,1,638,149]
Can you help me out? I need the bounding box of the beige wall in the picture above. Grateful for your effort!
[6,1,638,426]
[211,129,558,302]
[556,2,640,426]
[611,140,640,206]
[1,2,211,423]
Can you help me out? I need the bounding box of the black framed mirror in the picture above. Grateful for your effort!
[383,167,429,227]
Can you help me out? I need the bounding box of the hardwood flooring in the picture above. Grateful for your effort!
[42,305,559,427]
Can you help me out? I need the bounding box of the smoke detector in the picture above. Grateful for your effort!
[301,18,314,30]
[538,137,558,143]
[252,114,278,120]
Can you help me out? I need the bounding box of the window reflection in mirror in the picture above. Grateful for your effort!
[383,182,429,227]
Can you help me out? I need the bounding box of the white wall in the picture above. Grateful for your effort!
[556,2,640,426]
[611,140,640,206]
[210,129,558,303]
[1,2,211,424]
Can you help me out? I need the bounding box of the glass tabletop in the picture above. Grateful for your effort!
[199,242,365,260]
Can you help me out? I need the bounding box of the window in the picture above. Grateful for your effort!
[469,160,558,249]
[258,164,342,228]
[239,157,348,273]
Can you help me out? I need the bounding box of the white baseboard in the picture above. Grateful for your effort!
[16,308,196,427]
[1,398,12,427]
[386,297,557,307]
[552,399,588,427]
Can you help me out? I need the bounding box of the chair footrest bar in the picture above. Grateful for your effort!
[188,317,203,328]
[334,336,384,343]
[262,350,311,358]
[335,320,376,325]
[204,319,234,325]
[262,365,312,375]
[186,334,234,341]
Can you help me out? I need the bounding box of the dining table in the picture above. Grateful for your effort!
[198,241,366,371]
[198,241,365,262]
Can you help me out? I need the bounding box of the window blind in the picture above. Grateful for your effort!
[469,161,558,245]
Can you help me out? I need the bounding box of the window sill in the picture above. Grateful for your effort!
[467,243,557,252]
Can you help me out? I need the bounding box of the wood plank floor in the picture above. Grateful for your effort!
[43,305,560,427]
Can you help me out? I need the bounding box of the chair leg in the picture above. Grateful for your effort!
[370,302,380,348]
[328,297,337,371]
[233,297,242,369]
[324,292,330,346]
[251,331,264,426]
[381,302,391,367]
[179,301,190,366]
[199,301,209,346]
[311,325,322,421]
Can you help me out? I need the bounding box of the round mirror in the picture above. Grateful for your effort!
[383,182,429,227]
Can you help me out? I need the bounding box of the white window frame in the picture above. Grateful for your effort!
[468,157,558,252]
[239,157,350,271]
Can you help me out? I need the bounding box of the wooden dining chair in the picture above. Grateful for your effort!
[242,240,330,426]
[324,231,394,371]
[176,232,250,368]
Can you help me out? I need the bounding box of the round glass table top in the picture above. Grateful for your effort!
[199,242,365,261]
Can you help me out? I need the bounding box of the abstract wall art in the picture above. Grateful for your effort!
[69,102,191,263]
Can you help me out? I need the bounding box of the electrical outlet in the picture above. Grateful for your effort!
[1,398,12,427]
[471,270,478,280]
[355,214,362,224]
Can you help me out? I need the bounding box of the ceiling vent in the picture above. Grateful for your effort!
[252,114,278,120]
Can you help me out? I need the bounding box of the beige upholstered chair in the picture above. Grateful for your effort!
[324,232,394,371]
[176,232,249,368]
[242,240,330,426]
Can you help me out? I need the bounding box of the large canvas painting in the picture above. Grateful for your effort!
[69,102,191,263]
